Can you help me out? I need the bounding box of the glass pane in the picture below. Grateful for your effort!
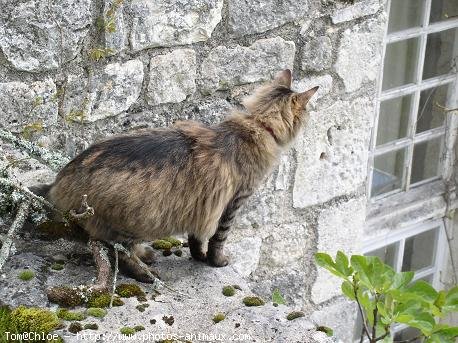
[423,28,458,80]
[411,137,443,184]
[371,148,406,197]
[388,0,424,33]
[416,85,450,133]
[430,0,458,23]
[393,327,422,342]
[366,243,398,268]
[377,95,412,145]
[382,38,419,91]
[402,229,437,271]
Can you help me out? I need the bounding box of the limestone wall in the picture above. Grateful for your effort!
[0,0,387,339]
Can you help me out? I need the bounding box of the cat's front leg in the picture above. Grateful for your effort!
[207,191,251,267]
[188,234,207,262]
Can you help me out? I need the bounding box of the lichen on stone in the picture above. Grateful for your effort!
[120,326,136,336]
[86,307,107,318]
[317,325,334,337]
[84,323,99,330]
[115,283,145,298]
[242,296,265,307]
[18,269,35,281]
[136,303,149,312]
[222,285,236,297]
[152,240,173,250]
[56,308,86,321]
[68,321,83,334]
[212,313,225,323]
[162,236,182,247]
[286,311,305,321]
[9,306,60,335]
[51,262,65,271]
[134,325,145,331]
[87,291,124,308]
[47,286,85,307]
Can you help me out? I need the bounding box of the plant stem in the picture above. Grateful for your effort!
[371,295,379,342]
[354,286,372,341]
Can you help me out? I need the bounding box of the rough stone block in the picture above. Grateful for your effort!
[334,18,385,92]
[0,0,91,72]
[301,36,333,72]
[63,59,144,122]
[103,0,126,53]
[311,298,358,342]
[311,197,365,304]
[147,49,197,105]
[200,37,295,93]
[331,0,381,24]
[293,74,333,109]
[228,0,309,35]
[0,79,57,132]
[128,0,223,51]
[227,237,262,277]
[293,98,372,208]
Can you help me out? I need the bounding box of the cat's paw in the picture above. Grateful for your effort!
[208,253,229,267]
[190,250,207,263]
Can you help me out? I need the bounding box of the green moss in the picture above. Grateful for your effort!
[317,325,334,337]
[222,285,236,297]
[173,249,183,257]
[18,269,35,281]
[84,323,99,330]
[152,240,173,250]
[233,284,242,290]
[115,283,145,298]
[46,286,85,307]
[134,325,145,331]
[51,263,64,271]
[87,291,124,308]
[242,296,265,307]
[68,322,83,334]
[162,236,182,247]
[0,306,12,342]
[56,308,86,321]
[212,313,225,324]
[120,327,136,336]
[86,307,107,318]
[10,306,60,335]
[286,311,305,321]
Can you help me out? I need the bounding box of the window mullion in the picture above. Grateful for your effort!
[395,238,405,273]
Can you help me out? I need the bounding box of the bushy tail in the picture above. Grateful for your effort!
[28,183,52,198]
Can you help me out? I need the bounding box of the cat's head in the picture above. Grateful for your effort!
[243,69,318,146]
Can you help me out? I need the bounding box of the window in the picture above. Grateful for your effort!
[368,0,458,200]
[353,221,447,341]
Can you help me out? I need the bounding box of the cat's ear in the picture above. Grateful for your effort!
[274,69,292,88]
[292,86,319,108]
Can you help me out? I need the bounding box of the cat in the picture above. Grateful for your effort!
[36,69,318,283]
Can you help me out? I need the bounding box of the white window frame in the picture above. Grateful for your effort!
[362,219,447,290]
[367,0,458,202]
[354,220,447,341]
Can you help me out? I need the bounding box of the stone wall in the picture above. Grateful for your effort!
[0,0,387,339]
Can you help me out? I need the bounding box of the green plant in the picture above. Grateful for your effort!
[272,288,286,305]
[315,251,458,342]
[18,269,35,281]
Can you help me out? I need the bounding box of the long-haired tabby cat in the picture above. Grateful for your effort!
[36,69,318,283]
